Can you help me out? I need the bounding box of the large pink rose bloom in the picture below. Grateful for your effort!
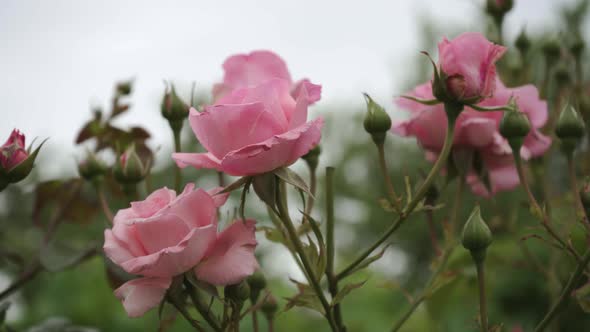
[0,129,28,171]
[394,78,551,197]
[173,51,323,176]
[212,50,321,104]
[437,32,506,103]
[104,184,259,317]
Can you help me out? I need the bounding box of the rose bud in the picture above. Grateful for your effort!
[499,109,531,152]
[261,294,278,320]
[553,62,572,87]
[542,38,561,67]
[363,93,392,145]
[246,271,267,302]
[113,145,148,185]
[486,0,514,22]
[515,28,531,55]
[0,129,44,190]
[555,105,585,154]
[116,81,133,96]
[570,35,585,59]
[161,84,189,126]
[462,205,492,264]
[78,152,108,184]
[434,32,506,104]
[224,280,251,303]
[302,145,321,171]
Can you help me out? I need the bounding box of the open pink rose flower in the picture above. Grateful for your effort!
[394,78,551,197]
[437,32,506,103]
[104,184,259,317]
[212,50,321,104]
[0,129,28,171]
[173,51,323,176]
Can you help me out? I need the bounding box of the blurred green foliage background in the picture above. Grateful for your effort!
[2,1,590,331]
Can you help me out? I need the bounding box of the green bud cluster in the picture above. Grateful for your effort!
[555,105,586,154]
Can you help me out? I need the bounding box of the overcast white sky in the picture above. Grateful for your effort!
[0,0,581,177]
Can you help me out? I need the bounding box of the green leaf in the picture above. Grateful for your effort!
[575,282,590,313]
[186,273,219,298]
[252,173,277,208]
[302,236,326,281]
[284,279,325,315]
[219,176,251,194]
[331,281,366,306]
[274,168,313,196]
[341,246,388,278]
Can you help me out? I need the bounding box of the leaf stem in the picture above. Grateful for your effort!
[377,143,402,212]
[476,261,488,332]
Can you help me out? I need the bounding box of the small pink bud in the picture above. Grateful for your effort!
[0,129,28,171]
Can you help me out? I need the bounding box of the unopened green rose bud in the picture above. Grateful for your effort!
[302,145,321,170]
[515,28,531,55]
[247,271,267,302]
[113,145,147,184]
[556,105,585,154]
[499,110,531,151]
[224,280,251,303]
[78,152,108,183]
[363,93,392,145]
[261,294,278,320]
[542,38,561,67]
[486,0,514,20]
[462,205,492,264]
[161,85,189,127]
[553,62,572,87]
[570,36,585,59]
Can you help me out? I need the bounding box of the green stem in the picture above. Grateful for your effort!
[167,294,205,332]
[305,165,318,216]
[513,151,582,262]
[476,261,488,332]
[173,126,183,192]
[252,310,259,332]
[184,279,222,332]
[325,167,345,331]
[390,246,455,332]
[276,180,338,331]
[337,110,458,280]
[534,249,590,332]
[97,187,114,224]
[377,143,401,212]
[567,154,589,226]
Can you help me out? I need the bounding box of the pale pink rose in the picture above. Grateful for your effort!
[173,78,323,176]
[437,32,506,103]
[212,50,321,104]
[104,184,259,317]
[0,129,28,171]
[394,78,551,197]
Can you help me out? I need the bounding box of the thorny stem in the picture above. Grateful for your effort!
[97,187,114,224]
[337,110,458,280]
[276,180,338,331]
[534,249,590,332]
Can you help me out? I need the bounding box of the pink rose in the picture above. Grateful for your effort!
[173,52,323,176]
[212,50,321,104]
[104,184,259,317]
[394,78,551,197]
[0,129,28,171]
[436,32,506,103]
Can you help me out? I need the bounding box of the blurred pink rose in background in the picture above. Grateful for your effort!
[104,184,258,317]
[394,78,551,197]
[174,50,323,176]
